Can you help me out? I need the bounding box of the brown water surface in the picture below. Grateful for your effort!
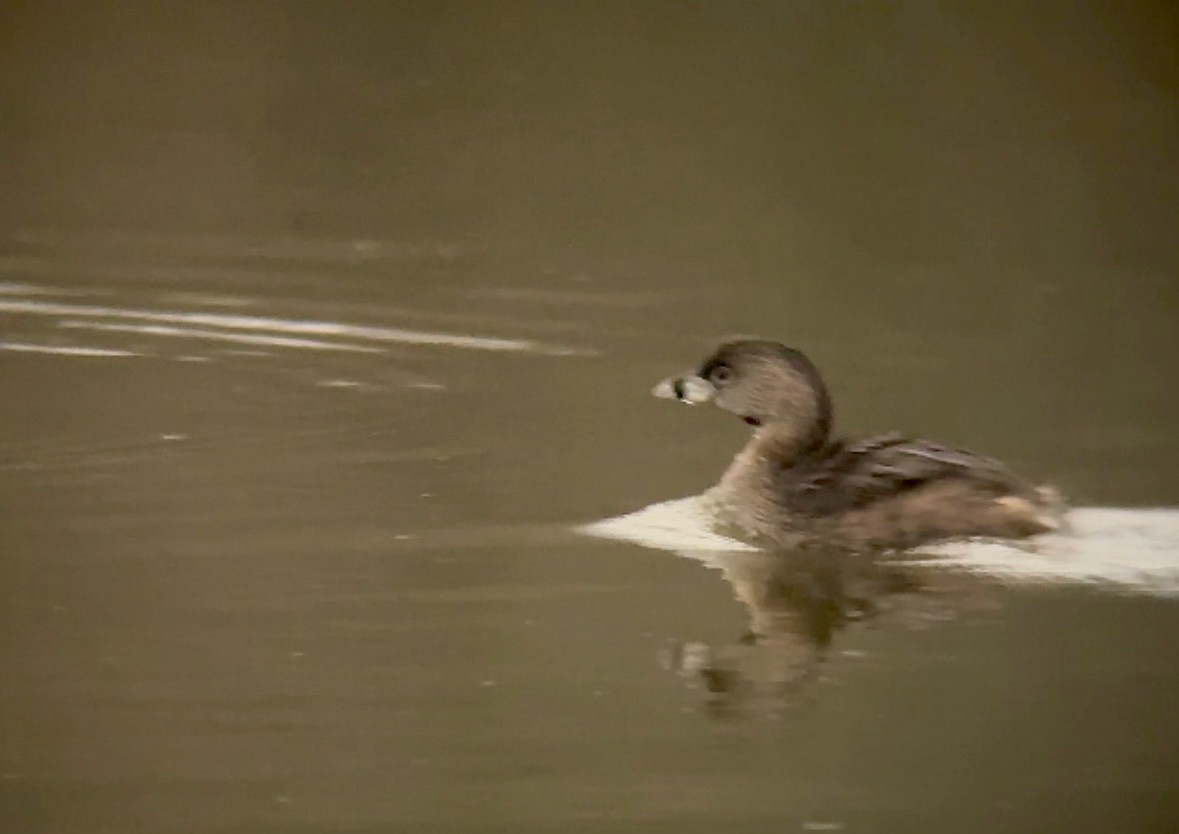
[2,4,1178,832]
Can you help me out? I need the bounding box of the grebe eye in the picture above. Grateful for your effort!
[710,365,732,384]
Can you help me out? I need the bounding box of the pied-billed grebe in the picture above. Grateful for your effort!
[653,340,1064,551]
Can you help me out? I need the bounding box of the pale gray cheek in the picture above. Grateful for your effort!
[716,387,754,414]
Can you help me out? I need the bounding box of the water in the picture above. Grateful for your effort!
[2,4,1178,832]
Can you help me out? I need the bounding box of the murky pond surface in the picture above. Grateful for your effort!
[3,4,1178,833]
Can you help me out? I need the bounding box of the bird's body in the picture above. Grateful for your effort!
[655,340,1063,551]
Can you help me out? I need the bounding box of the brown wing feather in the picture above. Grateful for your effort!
[780,432,1038,516]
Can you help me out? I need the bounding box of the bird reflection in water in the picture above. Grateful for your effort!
[660,546,991,717]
